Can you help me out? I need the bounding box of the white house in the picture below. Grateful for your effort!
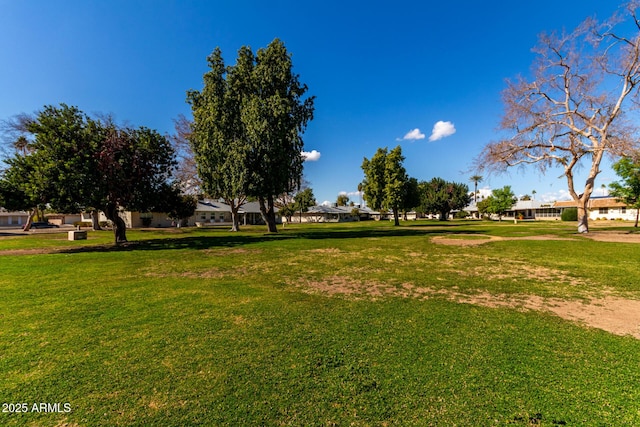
[554,196,639,221]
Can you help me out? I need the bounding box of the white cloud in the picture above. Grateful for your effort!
[428,121,456,142]
[301,150,321,161]
[538,190,571,203]
[401,128,425,141]
[321,200,332,206]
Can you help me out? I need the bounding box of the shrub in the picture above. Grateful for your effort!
[561,207,578,221]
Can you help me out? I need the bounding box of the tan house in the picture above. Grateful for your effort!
[553,196,638,221]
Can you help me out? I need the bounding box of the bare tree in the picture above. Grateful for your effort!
[477,2,640,233]
[171,114,201,195]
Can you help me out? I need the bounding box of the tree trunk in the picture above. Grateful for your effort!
[635,208,639,228]
[230,203,241,232]
[258,195,278,232]
[104,203,128,244]
[577,202,589,233]
[439,210,448,221]
[392,207,400,226]
[22,210,35,231]
[91,209,102,231]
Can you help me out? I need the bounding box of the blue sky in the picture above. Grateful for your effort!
[0,0,625,205]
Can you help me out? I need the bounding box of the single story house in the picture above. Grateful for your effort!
[283,204,380,223]
[0,209,29,227]
[192,200,281,227]
[92,211,174,228]
[553,196,638,221]
[464,200,562,220]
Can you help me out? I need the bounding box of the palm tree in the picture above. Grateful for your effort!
[357,182,363,207]
[532,189,537,200]
[469,175,483,203]
[13,135,31,155]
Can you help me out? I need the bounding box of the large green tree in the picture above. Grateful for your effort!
[188,39,314,233]
[419,178,471,221]
[243,39,315,232]
[187,47,249,231]
[361,146,408,226]
[0,104,177,243]
[609,153,640,227]
[479,186,517,221]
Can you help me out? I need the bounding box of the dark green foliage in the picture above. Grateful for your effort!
[609,153,640,227]
[419,177,471,220]
[0,104,178,243]
[361,145,408,226]
[165,192,198,223]
[294,188,315,214]
[561,207,578,222]
[188,39,314,232]
[402,177,421,214]
[479,186,517,221]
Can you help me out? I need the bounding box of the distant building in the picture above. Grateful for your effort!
[553,196,638,221]
[0,208,29,227]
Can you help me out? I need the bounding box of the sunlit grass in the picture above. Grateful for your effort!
[1,220,640,425]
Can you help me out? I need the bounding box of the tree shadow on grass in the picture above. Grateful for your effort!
[56,225,484,254]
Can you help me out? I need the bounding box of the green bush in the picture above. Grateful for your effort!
[561,207,578,221]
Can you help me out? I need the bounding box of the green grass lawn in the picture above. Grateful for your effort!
[2,220,640,426]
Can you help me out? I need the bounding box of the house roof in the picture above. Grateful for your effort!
[195,200,279,214]
[553,196,627,209]
[306,205,380,215]
[195,200,232,212]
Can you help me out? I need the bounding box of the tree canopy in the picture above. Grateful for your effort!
[0,104,178,243]
[419,178,471,221]
[609,152,640,227]
[187,39,314,232]
[361,146,408,226]
[476,2,640,233]
[477,186,517,221]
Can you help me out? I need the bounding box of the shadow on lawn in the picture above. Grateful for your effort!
[56,225,483,254]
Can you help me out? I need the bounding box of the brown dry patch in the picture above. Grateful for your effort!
[431,234,498,246]
[582,231,640,243]
[459,292,640,339]
[422,252,586,287]
[203,247,263,255]
[145,268,226,279]
[0,248,54,256]
[432,234,576,246]
[297,277,640,339]
[307,247,342,253]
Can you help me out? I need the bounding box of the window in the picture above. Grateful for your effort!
[598,207,608,215]
[621,207,626,214]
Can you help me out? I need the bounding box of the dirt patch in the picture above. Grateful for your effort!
[461,292,640,339]
[307,248,342,254]
[0,248,55,256]
[582,231,640,243]
[298,278,640,339]
[432,234,576,246]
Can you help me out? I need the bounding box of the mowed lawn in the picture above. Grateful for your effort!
[2,220,640,426]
